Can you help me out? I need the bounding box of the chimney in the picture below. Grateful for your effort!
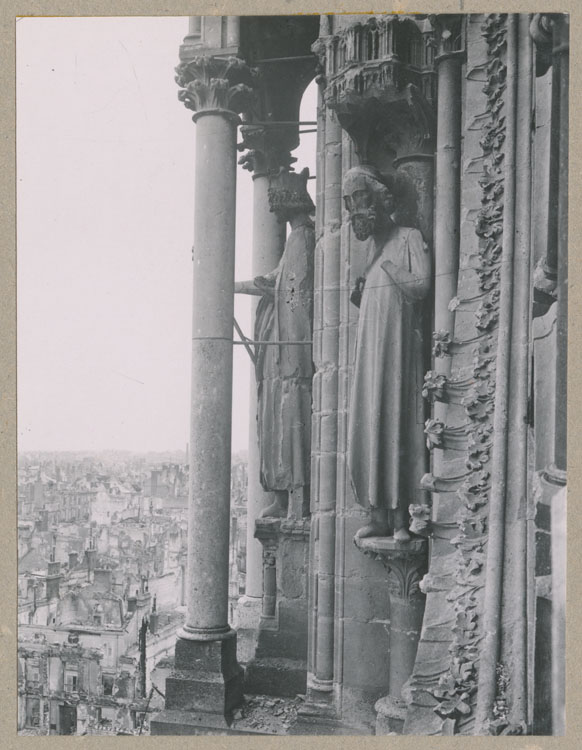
[149,594,159,633]
[46,562,61,601]
[150,470,159,496]
[137,584,151,613]
[85,547,97,573]
[47,560,60,577]
[93,568,112,593]
[68,551,79,569]
[39,510,49,532]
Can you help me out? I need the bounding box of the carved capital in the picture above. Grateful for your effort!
[355,536,428,601]
[238,125,296,174]
[429,14,464,60]
[385,554,427,602]
[175,56,255,120]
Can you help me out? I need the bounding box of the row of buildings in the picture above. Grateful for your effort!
[18,454,248,734]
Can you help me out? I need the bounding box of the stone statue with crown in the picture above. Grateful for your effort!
[235,168,315,520]
[343,165,432,542]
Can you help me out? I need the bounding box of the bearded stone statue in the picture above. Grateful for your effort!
[343,165,431,541]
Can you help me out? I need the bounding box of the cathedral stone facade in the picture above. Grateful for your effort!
[151,13,568,736]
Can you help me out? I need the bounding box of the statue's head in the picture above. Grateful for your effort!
[268,167,315,222]
[343,166,396,241]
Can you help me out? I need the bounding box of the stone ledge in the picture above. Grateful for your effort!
[245,657,307,698]
[150,709,269,736]
[254,517,281,540]
[355,536,428,558]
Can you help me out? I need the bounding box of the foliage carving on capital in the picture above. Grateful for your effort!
[175,56,256,117]
[237,125,296,175]
[356,537,428,601]
[383,555,427,601]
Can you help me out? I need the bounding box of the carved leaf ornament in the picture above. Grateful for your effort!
[175,56,254,116]
[422,14,507,727]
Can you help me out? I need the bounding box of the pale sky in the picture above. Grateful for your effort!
[17,16,317,454]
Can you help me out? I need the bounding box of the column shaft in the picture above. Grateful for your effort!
[314,112,342,685]
[503,16,533,725]
[554,18,568,473]
[388,597,426,698]
[306,90,327,680]
[432,53,462,487]
[475,15,519,731]
[185,112,237,636]
[434,54,461,340]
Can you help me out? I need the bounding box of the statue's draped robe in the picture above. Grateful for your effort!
[254,221,314,493]
[348,226,431,511]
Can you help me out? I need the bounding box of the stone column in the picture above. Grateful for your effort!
[254,518,281,622]
[528,12,568,735]
[182,92,236,639]
[551,14,568,735]
[554,14,568,475]
[355,537,428,735]
[152,53,253,734]
[312,108,342,696]
[429,16,464,511]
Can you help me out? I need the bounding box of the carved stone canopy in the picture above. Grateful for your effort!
[328,78,435,168]
[314,15,436,169]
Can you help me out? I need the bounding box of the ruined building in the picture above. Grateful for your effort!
[151,13,568,736]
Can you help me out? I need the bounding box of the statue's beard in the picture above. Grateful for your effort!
[351,211,376,241]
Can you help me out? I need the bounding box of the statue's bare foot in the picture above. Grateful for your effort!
[259,500,287,519]
[393,527,411,542]
[354,520,390,540]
